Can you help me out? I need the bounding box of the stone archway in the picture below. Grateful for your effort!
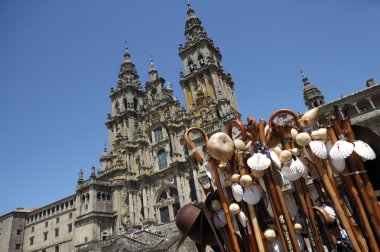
[154,186,180,224]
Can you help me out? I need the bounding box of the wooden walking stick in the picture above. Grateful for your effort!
[328,116,380,249]
[185,127,240,252]
[293,112,363,252]
[340,112,380,223]
[227,119,266,252]
[256,119,301,252]
[268,109,324,252]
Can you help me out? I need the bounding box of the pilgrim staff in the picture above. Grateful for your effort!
[257,119,301,252]
[328,116,380,250]
[227,119,265,252]
[267,109,324,252]
[340,112,380,225]
[184,127,235,251]
[292,111,363,252]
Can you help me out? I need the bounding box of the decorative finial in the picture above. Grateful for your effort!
[124,41,129,53]
[149,57,156,70]
[300,70,309,85]
[167,81,173,91]
[186,0,195,17]
[91,165,96,178]
[124,41,131,62]
[78,168,83,183]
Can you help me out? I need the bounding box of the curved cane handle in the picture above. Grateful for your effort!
[184,127,208,166]
[268,109,301,128]
[227,119,247,140]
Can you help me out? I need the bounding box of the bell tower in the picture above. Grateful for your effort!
[178,2,240,132]
[301,71,325,109]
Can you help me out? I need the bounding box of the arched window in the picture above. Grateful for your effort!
[198,54,205,66]
[151,89,157,102]
[157,187,179,224]
[157,150,167,170]
[188,60,195,72]
[154,127,163,143]
[133,98,138,110]
[97,192,101,201]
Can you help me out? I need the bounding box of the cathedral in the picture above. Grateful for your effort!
[1,3,379,252]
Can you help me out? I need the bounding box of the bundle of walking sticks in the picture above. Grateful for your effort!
[176,106,380,252]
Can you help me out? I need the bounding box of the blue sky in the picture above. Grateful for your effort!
[0,0,379,215]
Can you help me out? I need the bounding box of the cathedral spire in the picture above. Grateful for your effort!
[117,42,142,89]
[301,71,325,109]
[148,57,158,81]
[123,42,132,63]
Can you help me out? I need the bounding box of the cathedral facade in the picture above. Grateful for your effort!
[1,3,379,252]
[0,4,240,252]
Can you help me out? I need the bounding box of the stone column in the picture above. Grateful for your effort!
[352,102,361,114]
[182,173,191,204]
[149,186,155,219]
[128,192,134,224]
[142,187,148,220]
[123,118,127,137]
[192,169,202,202]
[175,174,185,207]
[367,97,376,109]
[168,203,174,221]
[156,207,161,224]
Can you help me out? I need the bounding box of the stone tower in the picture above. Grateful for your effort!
[179,2,240,133]
[72,3,241,250]
[302,71,325,109]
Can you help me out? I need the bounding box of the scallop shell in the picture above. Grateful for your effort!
[238,211,248,227]
[211,200,222,212]
[264,229,276,242]
[303,147,312,161]
[322,204,336,221]
[290,157,307,175]
[240,175,253,188]
[353,140,376,160]
[212,209,227,228]
[291,128,299,140]
[232,182,244,202]
[279,150,292,163]
[329,140,354,160]
[309,140,328,159]
[296,132,312,147]
[229,203,240,215]
[247,153,271,170]
[243,184,262,204]
[299,158,309,178]
[325,140,333,153]
[330,158,345,172]
[281,165,302,181]
[269,151,281,168]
